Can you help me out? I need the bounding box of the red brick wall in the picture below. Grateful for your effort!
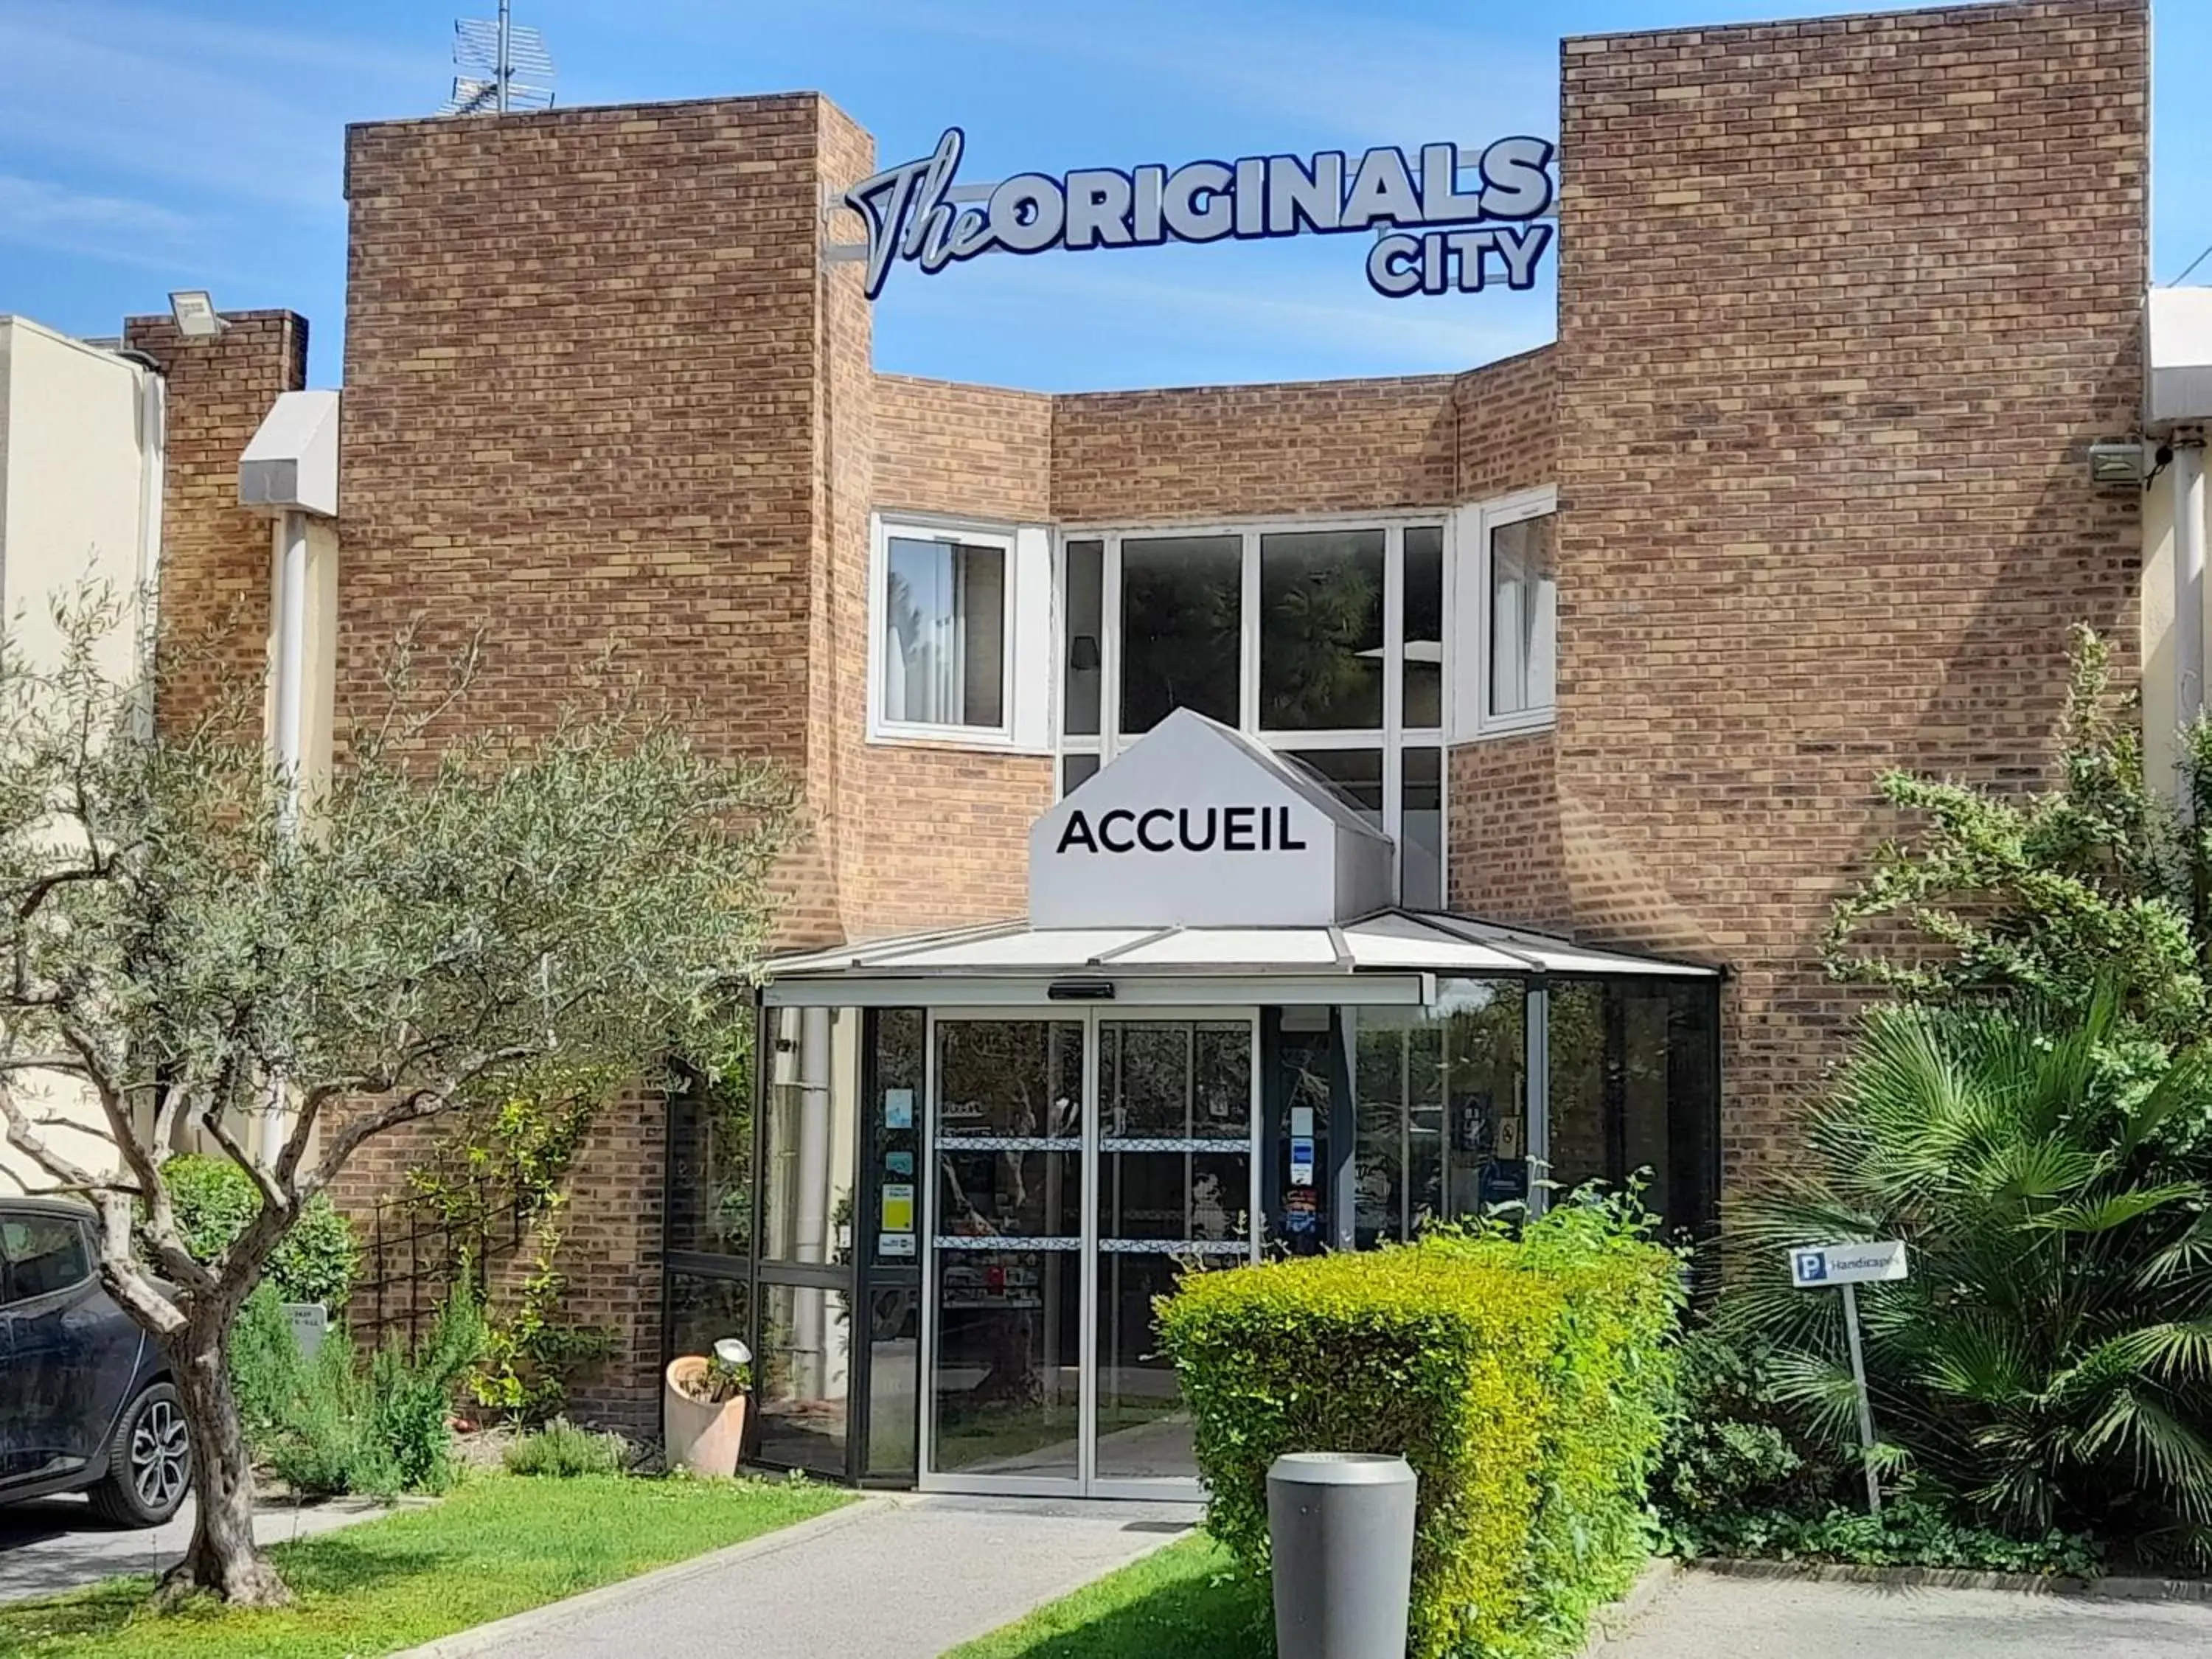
[341,94,844,950]
[122,310,307,734]
[1453,346,1555,501]
[1450,732,1571,931]
[876,375,1053,522]
[1552,0,2148,1189]
[338,95,859,1431]
[848,374,1055,936]
[1052,375,1461,524]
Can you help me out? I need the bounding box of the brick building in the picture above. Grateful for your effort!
[23,0,2211,1494]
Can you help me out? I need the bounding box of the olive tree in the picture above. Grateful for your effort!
[0,592,792,1606]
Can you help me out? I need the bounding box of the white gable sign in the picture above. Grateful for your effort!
[1027,709,1395,928]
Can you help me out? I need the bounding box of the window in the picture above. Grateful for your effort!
[1349,981,1528,1247]
[882,531,1005,730]
[1450,487,1559,738]
[1545,978,1720,1237]
[0,1211,91,1304]
[1119,534,1241,734]
[1259,529,1385,731]
[1055,517,1451,907]
[869,517,1052,751]
[1489,511,1556,720]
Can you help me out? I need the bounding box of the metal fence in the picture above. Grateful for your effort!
[352,1175,529,1355]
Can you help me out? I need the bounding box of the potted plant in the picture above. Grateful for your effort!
[664,1337,752,1476]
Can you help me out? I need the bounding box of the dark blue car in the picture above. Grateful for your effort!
[0,1196,191,1526]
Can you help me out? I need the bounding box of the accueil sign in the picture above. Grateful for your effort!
[844,127,1557,302]
[1054,804,1307,857]
[1027,710,1394,929]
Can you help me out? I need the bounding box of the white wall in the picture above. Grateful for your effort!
[0,316,160,1193]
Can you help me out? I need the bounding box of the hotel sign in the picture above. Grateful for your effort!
[844,128,1556,302]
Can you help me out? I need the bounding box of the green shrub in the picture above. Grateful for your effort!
[246,1276,489,1498]
[1158,1195,1680,1659]
[1723,992,2212,1561]
[504,1416,628,1478]
[164,1153,361,1308]
[231,1281,311,1439]
[1652,1327,1843,1534]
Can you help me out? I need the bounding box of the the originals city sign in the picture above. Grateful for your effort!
[844,127,1557,303]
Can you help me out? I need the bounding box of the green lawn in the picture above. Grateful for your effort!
[945,1534,1270,1659]
[0,1473,851,1659]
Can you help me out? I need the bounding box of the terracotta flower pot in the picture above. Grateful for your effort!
[664,1357,749,1477]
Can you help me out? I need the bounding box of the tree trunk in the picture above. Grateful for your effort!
[156,1315,292,1609]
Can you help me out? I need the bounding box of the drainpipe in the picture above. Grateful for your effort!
[272,509,309,833]
[133,364,167,737]
[2181,443,2208,835]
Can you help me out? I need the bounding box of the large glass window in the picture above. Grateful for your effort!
[861,1009,925,1481]
[1488,510,1556,722]
[760,1008,860,1268]
[1119,535,1242,734]
[1259,529,1385,731]
[1350,981,1527,1247]
[1401,748,1444,910]
[667,1069,752,1262]
[1057,518,1454,907]
[1281,748,1382,832]
[1546,979,1720,1235]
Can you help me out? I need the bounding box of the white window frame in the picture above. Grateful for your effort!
[1051,512,1451,904]
[1455,484,1559,740]
[869,513,1051,753]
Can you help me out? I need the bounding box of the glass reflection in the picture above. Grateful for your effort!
[931,1020,1085,1481]
[1351,981,1528,1245]
[1119,535,1241,733]
[1403,524,1444,729]
[754,1279,850,1478]
[1259,529,1385,731]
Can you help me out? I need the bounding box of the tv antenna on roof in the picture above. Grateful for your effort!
[440,0,555,116]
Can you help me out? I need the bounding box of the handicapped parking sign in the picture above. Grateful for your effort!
[1785,1239,1909,1517]
[1787,1240,1905,1289]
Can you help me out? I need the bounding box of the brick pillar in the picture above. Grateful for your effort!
[121,310,307,734]
[1552,0,2148,1195]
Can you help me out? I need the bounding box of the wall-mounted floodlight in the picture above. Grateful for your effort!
[2087,440,2146,486]
[168,291,226,338]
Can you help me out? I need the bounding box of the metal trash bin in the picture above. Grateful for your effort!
[1267,1451,1417,1659]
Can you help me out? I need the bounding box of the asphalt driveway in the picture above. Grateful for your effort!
[0,1490,394,1605]
[1596,1568,2212,1658]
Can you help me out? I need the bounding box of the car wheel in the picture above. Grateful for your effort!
[84,1383,192,1528]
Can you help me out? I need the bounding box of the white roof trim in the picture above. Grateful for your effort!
[760,908,1719,987]
[2149,288,2212,427]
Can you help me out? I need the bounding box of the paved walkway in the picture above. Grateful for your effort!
[1594,1567,2212,1658]
[423,1493,1199,1659]
[0,1491,396,1605]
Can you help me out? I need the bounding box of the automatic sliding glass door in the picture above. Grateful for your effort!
[927,1018,1086,1489]
[1092,1017,1256,1497]
[922,1011,1258,1498]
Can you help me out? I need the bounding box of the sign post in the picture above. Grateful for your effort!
[1787,1240,1909,1517]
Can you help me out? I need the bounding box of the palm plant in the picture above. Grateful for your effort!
[1725,991,2212,1559]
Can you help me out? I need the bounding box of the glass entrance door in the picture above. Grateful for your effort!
[922,1011,1257,1497]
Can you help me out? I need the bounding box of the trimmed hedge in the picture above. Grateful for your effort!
[1157,1197,1680,1659]
[165,1152,361,1310]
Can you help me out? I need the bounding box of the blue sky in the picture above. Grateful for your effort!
[1,0,2205,392]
